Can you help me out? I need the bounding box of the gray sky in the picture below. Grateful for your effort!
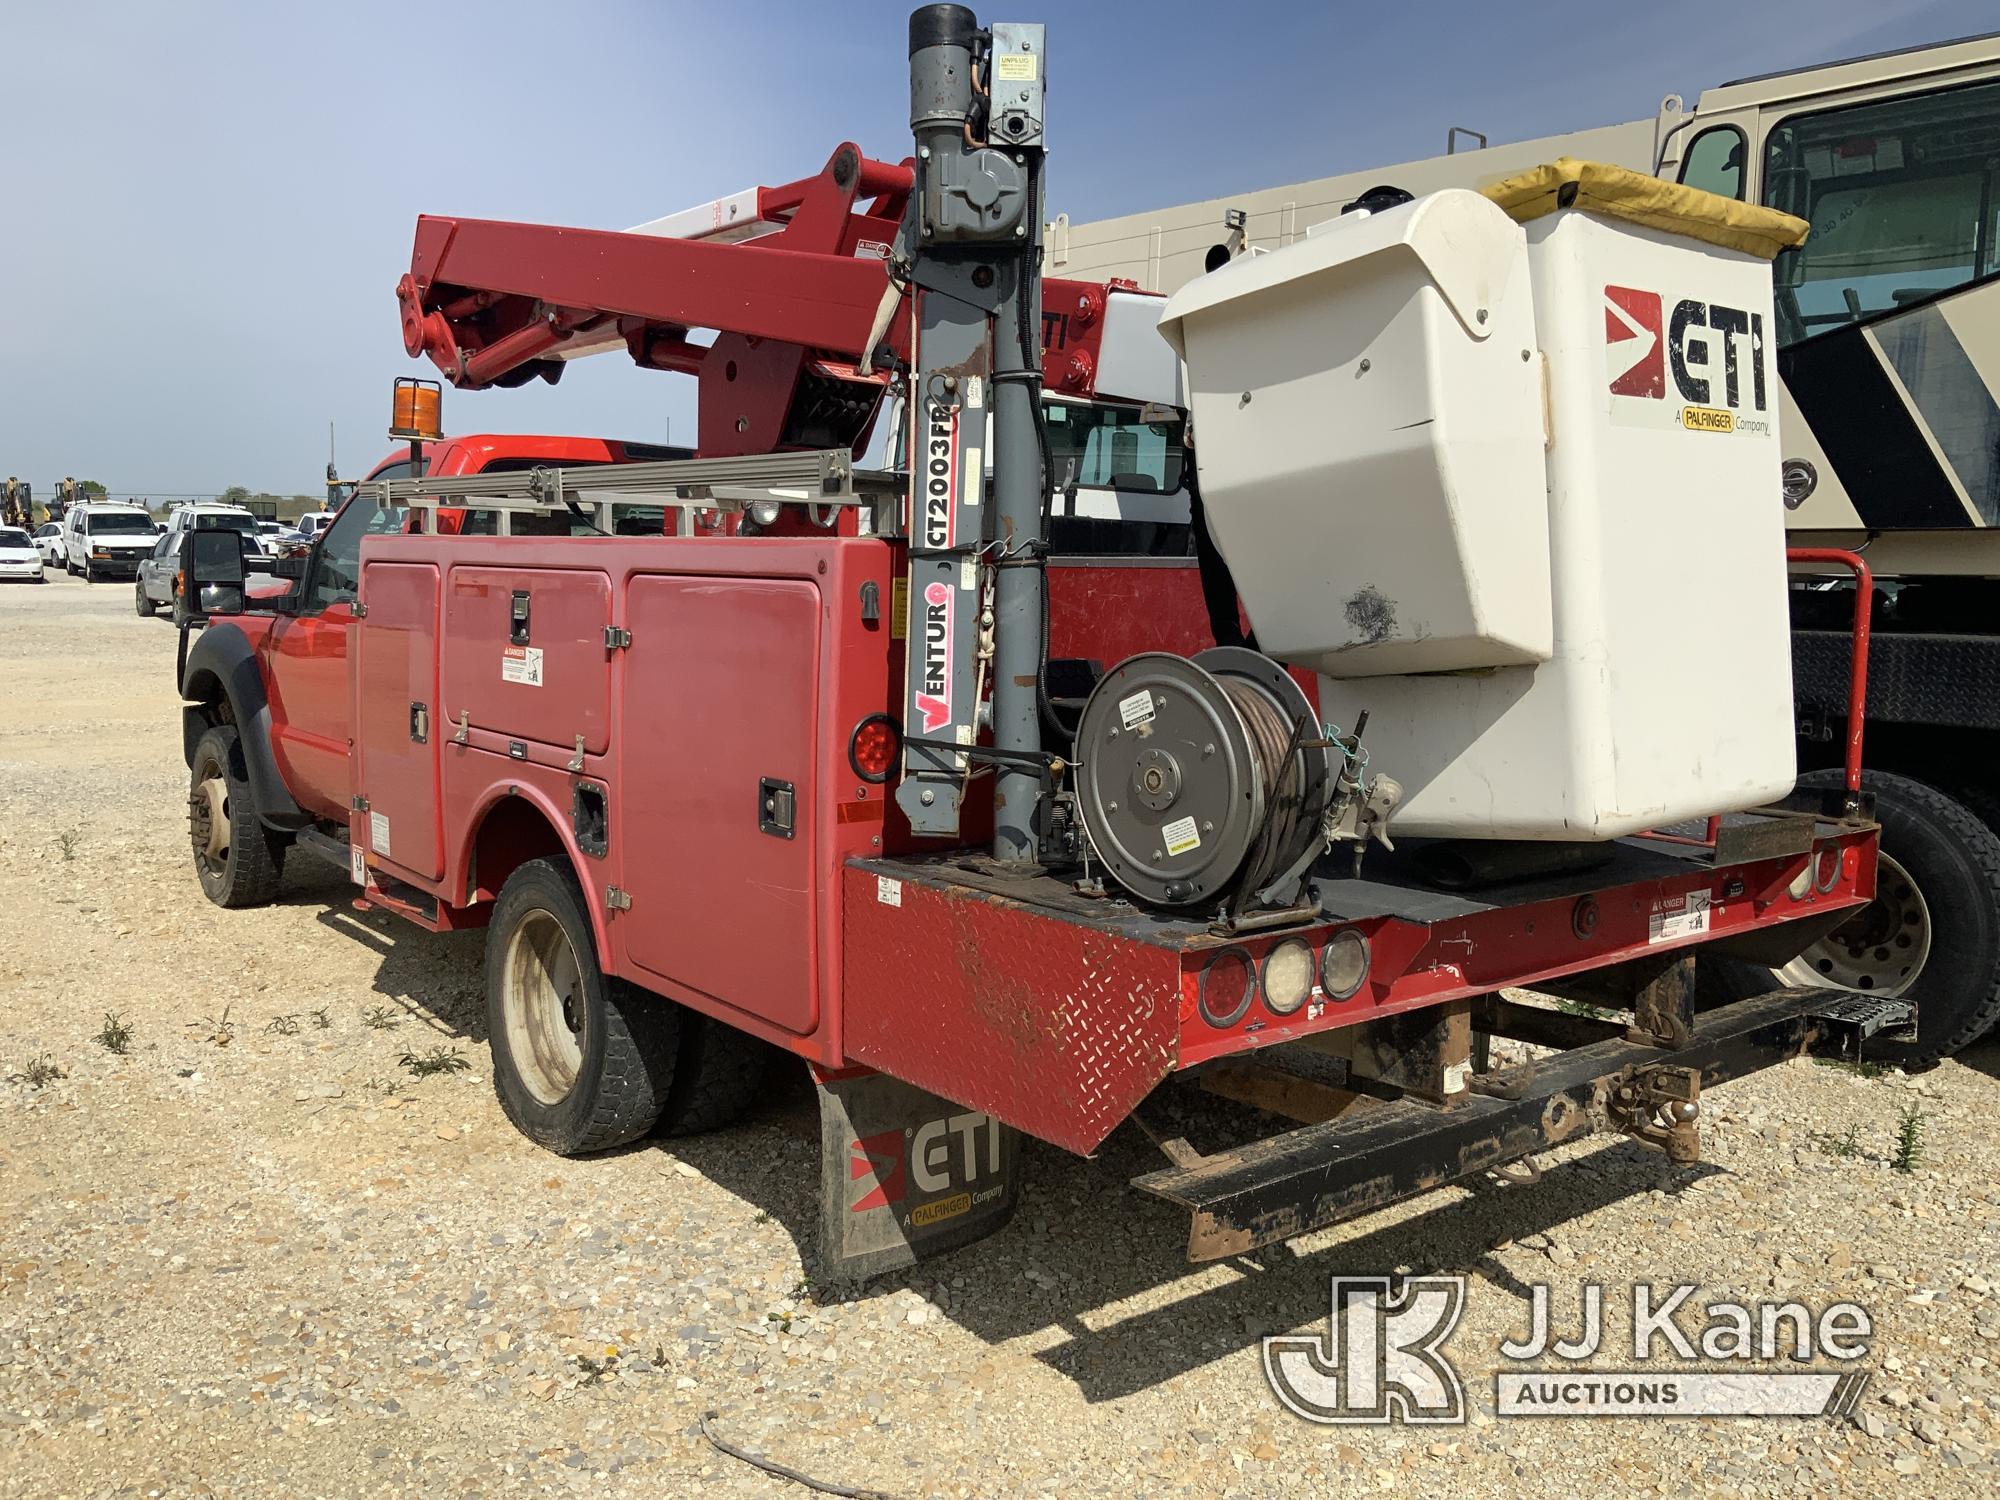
[2,0,1990,498]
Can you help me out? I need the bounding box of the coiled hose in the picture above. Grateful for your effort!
[1219,676,1311,902]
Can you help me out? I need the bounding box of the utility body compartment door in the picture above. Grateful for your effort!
[616,574,821,1035]
[353,561,442,880]
[442,566,613,754]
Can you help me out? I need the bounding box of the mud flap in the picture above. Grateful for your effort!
[813,1070,1021,1285]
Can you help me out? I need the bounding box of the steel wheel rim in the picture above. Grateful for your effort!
[1776,851,1931,995]
[502,908,586,1105]
[189,759,231,873]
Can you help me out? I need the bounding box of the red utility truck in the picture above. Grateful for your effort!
[179,8,1894,1281]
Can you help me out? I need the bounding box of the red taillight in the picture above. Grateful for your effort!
[848,714,900,783]
[1198,948,1255,1028]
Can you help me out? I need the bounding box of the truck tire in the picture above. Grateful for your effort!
[135,582,155,617]
[188,724,287,908]
[1701,769,2000,1066]
[486,859,679,1155]
[653,1012,771,1137]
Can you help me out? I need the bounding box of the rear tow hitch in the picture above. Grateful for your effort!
[1608,1064,1702,1165]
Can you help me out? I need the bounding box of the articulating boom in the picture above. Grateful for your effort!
[397,144,1133,464]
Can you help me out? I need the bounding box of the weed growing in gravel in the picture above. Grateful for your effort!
[398,1045,471,1078]
[93,1012,134,1055]
[363,1076,409,1099]
[362,1006,399,1031]
[1817,1057,1890,1079]
[56,830,79,861]
[9,1054,67,1088]
[1810,1124,1863,1160]
[310,1007,333,1031]
[573,1354,611,1386]
[1893,1103,1927,1173]
[264,1014,302,1038]
[191,1007,236,1047]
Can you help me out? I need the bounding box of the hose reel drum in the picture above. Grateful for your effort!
[1073,648,1334,910]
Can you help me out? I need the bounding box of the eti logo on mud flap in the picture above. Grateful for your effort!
[1264,1276,1467,1424]
[1605,284,1771,435]
[920,401,959,550]
[848,1112,1006,1224]
[915,580,954,733]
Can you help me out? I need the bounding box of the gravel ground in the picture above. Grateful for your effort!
[4,571,1999,1499]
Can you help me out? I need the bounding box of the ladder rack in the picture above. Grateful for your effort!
[354,449,906,537]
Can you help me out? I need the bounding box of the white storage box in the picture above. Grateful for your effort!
[1159,189,1551,677]
[1165,176,1800,840]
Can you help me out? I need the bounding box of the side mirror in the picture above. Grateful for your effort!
[183,529,247,618]
[269,553,308,581]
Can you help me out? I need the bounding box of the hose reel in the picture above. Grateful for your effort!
[1073,648,1335,910]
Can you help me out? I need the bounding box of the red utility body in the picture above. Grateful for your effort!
[336,527,1877,1167]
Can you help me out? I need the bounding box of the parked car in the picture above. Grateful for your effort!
[60,504,159,581]
[0,526,45,583]
[292,510,336,542]
[165,504,269,559]
[32,522,66,568]
[134,531,186,620]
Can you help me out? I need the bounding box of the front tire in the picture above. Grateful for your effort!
[486,859,679,1155]
[135,582,155,616]
[188,724,286,908]
[1703,769,2000,1066]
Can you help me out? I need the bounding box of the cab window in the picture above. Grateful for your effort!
[309,495,405,611]
[1678,125,1746,200]
[1044,401,1192,558]
[1763,79,2000,341]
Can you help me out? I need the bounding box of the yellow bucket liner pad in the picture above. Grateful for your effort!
[1482,156,1808,260]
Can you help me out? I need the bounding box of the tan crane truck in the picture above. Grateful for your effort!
[1049,32,2000,1065]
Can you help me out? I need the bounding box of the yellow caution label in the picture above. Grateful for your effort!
[911,1192,971,1228]
[891,575,909,640]
[995,53,1037,81]
[1681,405,1735,433]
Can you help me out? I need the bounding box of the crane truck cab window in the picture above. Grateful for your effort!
[309,495,404,611]
[1763,78,2000,342]
[1678,125,1746,200]
[1042,400,1192,558]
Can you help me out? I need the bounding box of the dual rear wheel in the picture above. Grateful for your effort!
[485,859,769,1155]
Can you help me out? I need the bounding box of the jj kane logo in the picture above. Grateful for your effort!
[915,579,954,733]
[920,400,959,550]
[1265,1277,1874,1424]
[1605,284,1770,435]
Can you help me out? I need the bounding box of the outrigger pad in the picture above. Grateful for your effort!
[813,1071,1021,1285]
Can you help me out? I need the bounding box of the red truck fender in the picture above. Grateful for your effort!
[179,622,311,832]
[452,779,613,957]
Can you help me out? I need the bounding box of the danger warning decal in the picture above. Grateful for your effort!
[914,580,954,732]
[1605,284,1771,437]
[916,400,960,551]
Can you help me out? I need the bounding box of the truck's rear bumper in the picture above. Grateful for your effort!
[843,808,1876,1156]
[1131,985,1892,1260]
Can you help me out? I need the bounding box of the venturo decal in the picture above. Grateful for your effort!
[1605,285,1771,435]
[916,580,954,732]
[919,400,959,550]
